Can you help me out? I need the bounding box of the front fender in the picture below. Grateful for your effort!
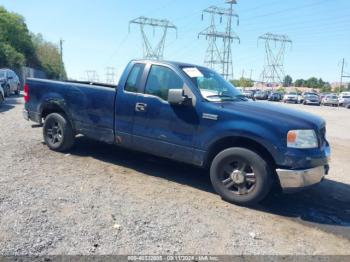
[199,120,284,165]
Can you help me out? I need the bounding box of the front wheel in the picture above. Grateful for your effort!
[43,113,75,152]
[14,85,20,95]
[4,85,10,97]
[210,147,273,206]
[0,93,4,106]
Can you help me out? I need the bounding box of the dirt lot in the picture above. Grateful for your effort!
[1,96,350,255]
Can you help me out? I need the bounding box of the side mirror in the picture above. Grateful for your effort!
[8,76,13,80]
[168,89,186,105]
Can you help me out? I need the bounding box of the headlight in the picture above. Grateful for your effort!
[287,130,318,149]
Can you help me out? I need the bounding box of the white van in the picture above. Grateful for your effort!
[339,92,350,106]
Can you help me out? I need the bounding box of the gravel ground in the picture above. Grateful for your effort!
[0,96,350,255]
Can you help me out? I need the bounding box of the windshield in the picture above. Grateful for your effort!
[181,66,244,102]
[288,92,297,95]
[0,71,5,78]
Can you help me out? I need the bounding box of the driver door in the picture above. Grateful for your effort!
[132,64,199,164]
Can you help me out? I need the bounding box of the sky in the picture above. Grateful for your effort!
[1,0,350,83]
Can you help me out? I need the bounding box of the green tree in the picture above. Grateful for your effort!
[320,83,332,93]
[0,6,66,79]
[305,77,319,88]
[230,77,254,88]
[294,79,305,87]
[0,6,39,69]
[32,34,66,80]
[283,75,293,87]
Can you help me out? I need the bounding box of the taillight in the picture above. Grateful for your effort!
[24,83,29,102]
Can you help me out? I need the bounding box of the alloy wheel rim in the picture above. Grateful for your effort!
[46,121,63,145]
[220,159,257,195]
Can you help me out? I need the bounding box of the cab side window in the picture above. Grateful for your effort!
[125,64,145,93]
[145,65,183,101]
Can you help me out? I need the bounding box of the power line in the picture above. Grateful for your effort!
[199,0,240,80]
[129,16,177,60]
[258,33,292,84]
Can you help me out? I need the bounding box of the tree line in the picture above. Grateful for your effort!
[230,74,350,93]
[0,6,66,79]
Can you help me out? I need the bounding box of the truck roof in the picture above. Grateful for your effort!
[131,59,203,69]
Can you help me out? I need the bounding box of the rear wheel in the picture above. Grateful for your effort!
[210,147,273,206]
[43,113,75,152]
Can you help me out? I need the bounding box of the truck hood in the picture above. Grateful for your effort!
[216,101,325,131]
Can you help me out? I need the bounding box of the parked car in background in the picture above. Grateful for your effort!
[319,93,330,101]
[298,92,319,104]
[283,92,298,103]
[322,94,339,107]
[303,94,321,106]
[268,92,283,102]
[343,101,350,109]
[242,90,255,99]
[338,92,350,106]
[254,91,270,100]
[0,69,21,97]
[0,84,4,106]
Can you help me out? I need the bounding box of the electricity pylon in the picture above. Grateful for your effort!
[106,67,117,84]
[258,33,292,85]
[85,70,99,83]
[129,16,177,60]
[199,0,240,80]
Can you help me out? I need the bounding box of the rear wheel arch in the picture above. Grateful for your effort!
[40,102,75,131]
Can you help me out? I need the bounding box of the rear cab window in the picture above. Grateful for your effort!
[125,63,145,93]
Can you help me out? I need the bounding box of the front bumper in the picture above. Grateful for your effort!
[276,165,328,192]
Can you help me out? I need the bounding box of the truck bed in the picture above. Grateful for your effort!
[25,78,117,143]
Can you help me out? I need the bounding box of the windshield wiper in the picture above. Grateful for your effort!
[206,95,236,101]
[205,94,248,102]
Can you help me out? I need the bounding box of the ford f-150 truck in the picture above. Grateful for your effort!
[23,60,330,205]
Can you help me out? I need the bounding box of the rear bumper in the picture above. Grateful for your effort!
[23,109,41,124]
[304,101,320,105]
[23,109,29,120]
[276,165,328,192]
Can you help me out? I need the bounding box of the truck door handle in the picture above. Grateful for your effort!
[135,103,147,112]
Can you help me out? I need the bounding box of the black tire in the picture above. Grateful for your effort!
[210,147,273,206]
[43,113,75,152]
[0,93,4,106]
[15,84,20,95]
[4,85,10,97]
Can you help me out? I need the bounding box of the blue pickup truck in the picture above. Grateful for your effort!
[23,60,330,205]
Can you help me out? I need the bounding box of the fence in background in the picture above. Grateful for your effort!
[17,67,47,89]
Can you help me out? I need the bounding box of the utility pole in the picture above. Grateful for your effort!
[59,39,64,80]
[129,16,177,60]
[258,33,292,85]
[339,58,350,88]
[199,0,240,80]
